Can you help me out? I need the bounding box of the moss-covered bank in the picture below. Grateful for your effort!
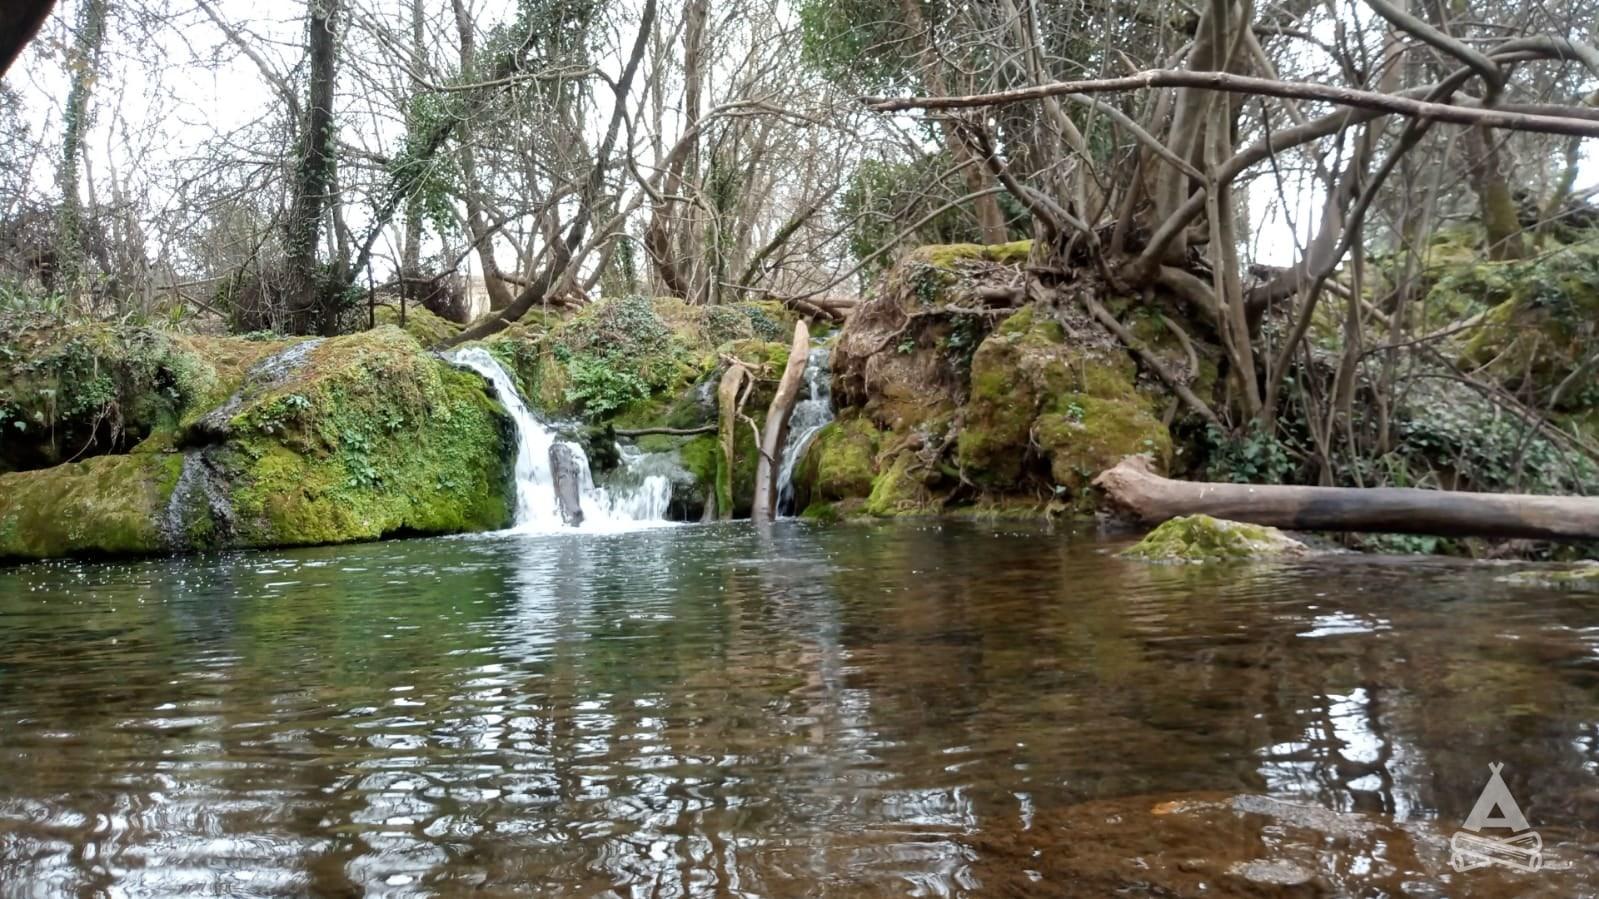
[794,243,1188,521]
[0,326,513,561]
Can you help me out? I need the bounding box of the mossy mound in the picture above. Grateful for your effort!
[0,315,291,473]
[0,453,184,559]
[798,246,1184,520]
[514,296,790,424]
[374,304,463,347]
[832,242,1032,432]
[1456,245,1599,412]
[0,326,514,560]
[957,306,1169,501]
[793,414,880,506]
[1120,515,1307,563]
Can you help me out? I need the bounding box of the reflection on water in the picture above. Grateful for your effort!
[0,521,1595,896]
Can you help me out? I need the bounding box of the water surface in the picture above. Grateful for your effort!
[1,522,1596,896]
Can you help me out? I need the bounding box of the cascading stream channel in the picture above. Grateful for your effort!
[446,347,672,530]
[776,344,834,517]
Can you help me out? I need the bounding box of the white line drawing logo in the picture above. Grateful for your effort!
[1450,762,1542,873]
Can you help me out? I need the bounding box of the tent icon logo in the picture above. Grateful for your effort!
[1449,763,1542,873]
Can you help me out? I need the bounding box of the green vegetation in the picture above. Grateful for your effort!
[0,325,513,560]
[1120,515,1307,563]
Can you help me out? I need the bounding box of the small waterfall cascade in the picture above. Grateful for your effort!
[446,347,672,530]
[776,345,835,516]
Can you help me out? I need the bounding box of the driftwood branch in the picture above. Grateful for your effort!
[752,320,811,521]
[1094,456,1599,541]
[865,69,1599,138]
[613,425,717,437]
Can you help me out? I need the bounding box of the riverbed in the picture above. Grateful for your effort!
[0,521,1594,896]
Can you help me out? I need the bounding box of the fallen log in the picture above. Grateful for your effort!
[1094,456,1599,541]
[752,320,810,521]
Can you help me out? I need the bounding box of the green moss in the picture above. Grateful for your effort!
[792,415,880,508]
[1120,514,1307,563]
[0,451,183,559]
[0,319,287,471]
[800,502,842,523]
[678,434,719,488]
[914,239,1034,270]
[374,304,462,347]
[216,328,513,547]
[865,451,935,516]
[1456,246,1599,410]
[1035,394,1171,501]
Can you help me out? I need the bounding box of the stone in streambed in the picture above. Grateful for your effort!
[1120,514,1307,563]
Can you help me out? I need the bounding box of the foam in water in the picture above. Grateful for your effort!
[776,345,834,516]
[446,347,673,531]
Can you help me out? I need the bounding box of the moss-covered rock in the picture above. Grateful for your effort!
[0,452,183,558]
[795,415,880,505]
[1120,514,1307,563]
[0,326,514,560]
[957,306,1170,501]
[1457,246,1599,411]
[374,303,462,347]
[1499,562,1599,591]
[863,450,937,516]
[0,315,291,472]
[832,242,1033,432]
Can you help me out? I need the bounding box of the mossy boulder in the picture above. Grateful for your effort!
[0,453,184,559]
[1120,514,1307,563]
[1499,562,1599,591]
[0,326,514,560]
[0,316,291,472]
[790,413,882,515]
[374,304,462,347]
[957,306,1171,501]
[1457,246,1599,411]
[863,450,937,516]
[832,242,1032,432]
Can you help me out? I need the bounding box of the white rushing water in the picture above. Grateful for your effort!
[776,345,834,517]
[447,347,673,531]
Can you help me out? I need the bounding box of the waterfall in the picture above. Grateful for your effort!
[776,345,834,517]
[446,347,673,530]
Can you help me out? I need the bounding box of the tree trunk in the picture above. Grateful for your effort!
[752,320,810,521]
[1094,456,1599,541]
[896,0,1007,244]
[56,0,108,303]
[1462,126,1526,260]
[398,0,425,292]
[284,0,341,334]
[646,0,707,300]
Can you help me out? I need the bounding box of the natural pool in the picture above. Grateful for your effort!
[0,521,1594,896]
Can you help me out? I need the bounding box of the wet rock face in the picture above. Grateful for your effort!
[794,243,1180,519]
[0,326,515,561]
[1120,514,1308,563]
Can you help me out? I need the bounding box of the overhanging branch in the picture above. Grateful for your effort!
[864,69,1599,138]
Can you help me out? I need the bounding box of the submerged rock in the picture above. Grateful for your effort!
[1121,514,1307,563]
[0,326,514,560]
[1499,562,1599,591]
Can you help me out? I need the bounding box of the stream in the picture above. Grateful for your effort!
[0,522,1596,896]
